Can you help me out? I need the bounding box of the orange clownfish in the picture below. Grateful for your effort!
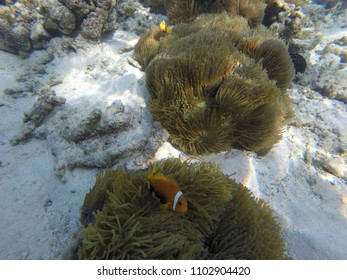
[159,20,172,34]
[148,169,188,213]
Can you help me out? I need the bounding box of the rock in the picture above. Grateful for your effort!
[0,18,31,56]
[102,2,118,33]
[313,54,347,103]
[47,105,168,178]
[80,8,107,41]
[322,157,347,179]
[80,1,118,41]
[42,0,76,35]
[23,92,66,127]
[4,84,33,98]
[314,0,340,9]
[59,108,103,143]
[59,0,93,21]
[0,0,119,55]
[11,92,66,145]
[98,101,126,131]
[30,19,51,49]
[340,51,347,63]
[0,1,53,55]
[334,36,347,46]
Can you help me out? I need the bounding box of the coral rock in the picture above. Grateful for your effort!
[30,19,51,49]
[59,0,93,21]
[80,8,107,41]
[0,0,118,55]
[42,0,76,35]
[0,19,31,55]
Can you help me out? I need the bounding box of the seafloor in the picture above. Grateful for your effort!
[0,0,346,259]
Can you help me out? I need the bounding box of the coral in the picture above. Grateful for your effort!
[263,1,286,27]
[80,8,107,41]
[78,159,287,260]
[11,92,66,145]
[262,1,347,101]
[59,0,92,21]
[29,19,51,49]
[0,5,32,56]
[46,104,168,179]
[79,0,118,41]
[279,3,347,102]
[312,54,347,103]
[134,13,294,155]
[0,0,118,55]
[42,0,77,35]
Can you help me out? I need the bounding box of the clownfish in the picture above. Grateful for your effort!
[159,20,172,34]
[148,169,188,213]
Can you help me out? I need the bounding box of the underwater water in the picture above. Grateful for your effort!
[0,0,346,260]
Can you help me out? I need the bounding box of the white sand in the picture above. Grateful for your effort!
[0,2,346,259]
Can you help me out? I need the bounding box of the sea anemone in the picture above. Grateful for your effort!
[165,0,267,27]
[134,13,294,155]
[78,159,287,259]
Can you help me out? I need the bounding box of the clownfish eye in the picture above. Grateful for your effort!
[178,202,182,205]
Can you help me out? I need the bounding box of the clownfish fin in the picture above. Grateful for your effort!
[160,203,171,211]
[148,167,166,181]
[148,166,158,180]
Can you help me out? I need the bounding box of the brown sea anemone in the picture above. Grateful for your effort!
[164,0,267,27]
[134,13,294,155]
[78,159,287,259]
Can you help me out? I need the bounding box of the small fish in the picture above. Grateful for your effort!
[159,20,172,33]
[148,169,188,213]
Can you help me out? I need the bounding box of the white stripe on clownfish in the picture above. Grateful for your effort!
[172,191,183,211]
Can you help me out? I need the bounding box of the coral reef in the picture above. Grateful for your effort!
[262,1,347,102]
[0,2,36,56]
[134,13,294,155]
[311,53,347,102]
[263,1,347,103]
[263,1,313,48]
[78,159,287,260]
[0,0,118,56]
[42,0,77,36]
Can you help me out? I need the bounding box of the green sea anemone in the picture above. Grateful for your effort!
[134,13,294,155]
[78,159,287,260]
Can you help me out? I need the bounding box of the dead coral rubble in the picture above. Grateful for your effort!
[11,92,66,145]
